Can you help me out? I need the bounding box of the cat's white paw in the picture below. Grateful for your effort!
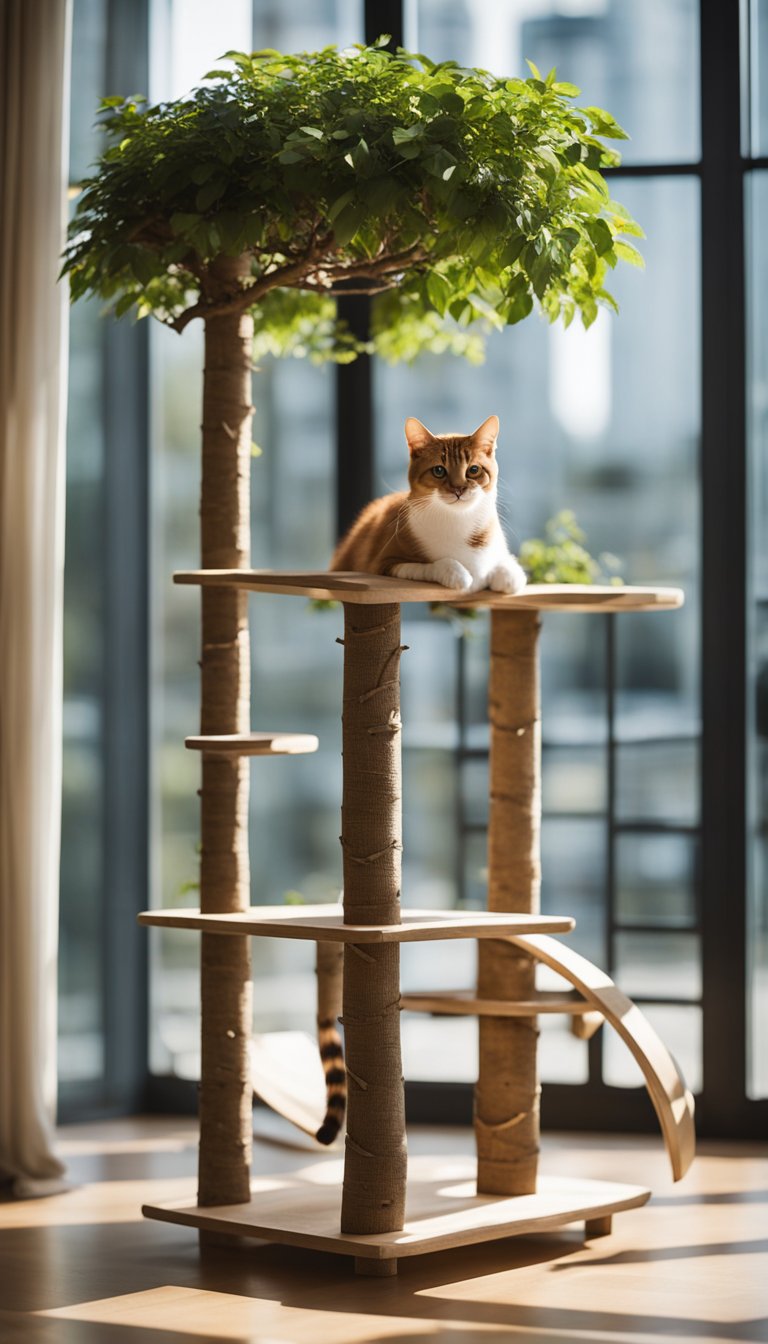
[488,560,527,594]
[433,558,474,591]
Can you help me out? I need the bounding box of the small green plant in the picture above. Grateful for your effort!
[519,510,622,584]
[282,890,306,905]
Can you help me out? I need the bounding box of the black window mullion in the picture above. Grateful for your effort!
[100,0,151,1111]
[334,0,405,538]
[699,0,749,1131]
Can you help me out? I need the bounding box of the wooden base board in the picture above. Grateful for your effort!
[142,1155,649,1264]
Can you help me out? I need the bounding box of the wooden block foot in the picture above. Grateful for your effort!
[355,1257,397,1276]
[199,1229,239,1248]
[585,1215,613,1238]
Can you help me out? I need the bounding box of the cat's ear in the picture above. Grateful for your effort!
[471,415,500,453]
[404,417,435,456]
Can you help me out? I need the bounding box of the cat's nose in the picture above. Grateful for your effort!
[452,487,465,499]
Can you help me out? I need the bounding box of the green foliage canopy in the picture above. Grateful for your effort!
[63,41,643,361]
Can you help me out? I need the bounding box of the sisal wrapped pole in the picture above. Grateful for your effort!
[339,603,407,1235]
[476,610,541,1195]
[198,256,254,1207]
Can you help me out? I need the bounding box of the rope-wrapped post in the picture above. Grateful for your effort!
[198,256,253,1209]
[339,603,407,1237]
[476,610,542,1195]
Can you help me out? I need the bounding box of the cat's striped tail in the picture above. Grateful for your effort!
[315,941,345,1145]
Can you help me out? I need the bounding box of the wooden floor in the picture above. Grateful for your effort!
[0,1117,766,1344]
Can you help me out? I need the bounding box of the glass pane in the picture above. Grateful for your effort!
[748,0,768,157]
[60,4,109,1089]
[461,621,490,737]
[69,0,108,183]
[613,930,701,1001]
[615,834,697,928]
[373,169,701,1090]
[148,1,363,1080]
[541,1016,589,1085]
[462,829,488,910]
[603,1003,701,1093]
[616,739,699,825]
[402,617,459,750]
[747,171,768,1097]
[402,1017,478,1083]
[461,758,488,828]
[541,818,605,963]
[407,0,700,165]
[543,745,606,813]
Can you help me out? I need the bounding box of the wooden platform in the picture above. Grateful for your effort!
[173,570,684,612]
[184,732,318,756]
[141,1155,650,1264]
[137,904,575,943]
[401,988,593,1016]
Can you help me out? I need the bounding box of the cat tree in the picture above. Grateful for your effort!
[139,569,694,1275]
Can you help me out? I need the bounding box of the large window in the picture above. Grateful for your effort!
[59,0,767,1137]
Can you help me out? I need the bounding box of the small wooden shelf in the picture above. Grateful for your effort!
[142,1156,649,1263]
[137,904,574,943]
[174,569,684,612]
[185,732,318,756]
[401,988,592,1016]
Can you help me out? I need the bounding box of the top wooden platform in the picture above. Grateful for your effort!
[174,570,684,612]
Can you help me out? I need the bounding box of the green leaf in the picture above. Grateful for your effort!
[582,106,630,141]
[372,33,391,47]
[299,125,324,139]
[499,235,526,268]
[551,81,580,96]
[251,441,263,457]
[438,90,464,116]
[586,218,613,256]
[114,291,137,318]
[613,240,645,268]
[170,212,200,235]
[327,188,355,222]
[333,203,364,247]
[426,269,451,315]
[525,58,542,79]
[350,137,371,170]
[190,161,217,185]
[195,176,226,211]
[392,125,422,144]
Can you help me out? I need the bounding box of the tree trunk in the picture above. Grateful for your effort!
[197,256,254,1207]
[339,603,407,1234]
[475,611,541,1195]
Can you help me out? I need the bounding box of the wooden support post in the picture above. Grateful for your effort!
[476,610,542,1195]
[585,1216,613,1238]
[339,603,407,1235]
[197,259,254,1209]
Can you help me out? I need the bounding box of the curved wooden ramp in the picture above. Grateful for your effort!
[248,1032,332,1142]
[509,934,696,1181]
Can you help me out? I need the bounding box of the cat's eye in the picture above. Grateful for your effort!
[432,465,446,478]
[467,465,480,476]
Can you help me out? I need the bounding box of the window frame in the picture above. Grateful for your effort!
[59,0,768,1139]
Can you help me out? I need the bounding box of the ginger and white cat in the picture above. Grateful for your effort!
[331,414,526,595]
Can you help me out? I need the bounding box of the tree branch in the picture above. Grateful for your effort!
[167,238,425,333]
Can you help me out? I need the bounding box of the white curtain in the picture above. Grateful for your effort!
[0,0,71,1195]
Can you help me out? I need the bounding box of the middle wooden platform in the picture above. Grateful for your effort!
[138,904,575,943]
